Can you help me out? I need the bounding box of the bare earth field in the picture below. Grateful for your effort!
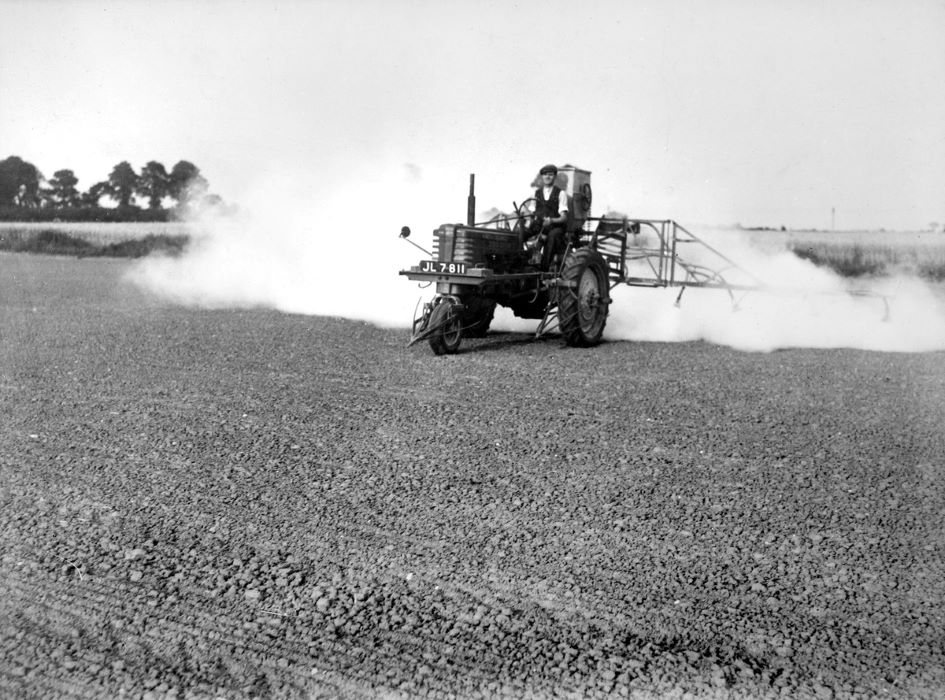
[1,253,943,699]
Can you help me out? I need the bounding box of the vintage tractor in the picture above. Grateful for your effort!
[399,165,777,354]
[399,166,616,354]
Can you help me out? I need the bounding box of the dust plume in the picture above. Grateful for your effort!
[129,164,456,327]
[598,227,945,352]
[130,173,945,353]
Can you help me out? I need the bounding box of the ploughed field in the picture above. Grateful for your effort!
[1,254,943,699]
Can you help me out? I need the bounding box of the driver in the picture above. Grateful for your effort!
[525,164,569,270]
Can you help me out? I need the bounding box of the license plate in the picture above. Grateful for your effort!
[419,260,466,274]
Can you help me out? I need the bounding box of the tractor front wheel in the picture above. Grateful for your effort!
[428,300,463,355]
[557,249,610,347]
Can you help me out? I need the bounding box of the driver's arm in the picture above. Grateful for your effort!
[555,190,569,224]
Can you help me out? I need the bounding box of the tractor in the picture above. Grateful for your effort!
[398,165,788,354]
[399,165,622,354]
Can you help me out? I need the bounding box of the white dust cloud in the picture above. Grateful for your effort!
[602,228,945,352]
[130,164,458,328]
[130,174,945,353]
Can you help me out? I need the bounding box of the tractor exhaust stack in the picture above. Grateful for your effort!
[467,174,475,226]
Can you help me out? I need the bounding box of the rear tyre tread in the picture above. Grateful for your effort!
[557,249,609,347]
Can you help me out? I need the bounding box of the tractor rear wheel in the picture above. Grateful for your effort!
[557,249,610,347]
[428,301,463,355]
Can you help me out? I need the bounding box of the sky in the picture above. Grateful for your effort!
[2,0,944,231]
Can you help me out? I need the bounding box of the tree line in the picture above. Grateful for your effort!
[0,155,231,222]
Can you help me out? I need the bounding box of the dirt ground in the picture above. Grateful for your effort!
[1,254,943,699]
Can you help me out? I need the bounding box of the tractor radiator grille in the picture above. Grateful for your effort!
[434,225,519,265]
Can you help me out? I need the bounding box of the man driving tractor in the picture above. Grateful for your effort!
[523,163,569,270]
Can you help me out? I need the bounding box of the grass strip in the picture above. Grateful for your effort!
[0,229,188,258]
[790,243,945,282]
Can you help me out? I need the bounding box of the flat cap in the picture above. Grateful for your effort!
[539,164,558,175]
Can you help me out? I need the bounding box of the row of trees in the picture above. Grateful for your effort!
[0,155,229,220]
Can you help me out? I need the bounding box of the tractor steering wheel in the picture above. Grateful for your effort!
[514,198,538,236]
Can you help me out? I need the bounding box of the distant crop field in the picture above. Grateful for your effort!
[0,221,192,258]
[780,231,945,280]
[0,221,194,246]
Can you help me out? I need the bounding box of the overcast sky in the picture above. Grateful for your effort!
[1,0,943,230]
